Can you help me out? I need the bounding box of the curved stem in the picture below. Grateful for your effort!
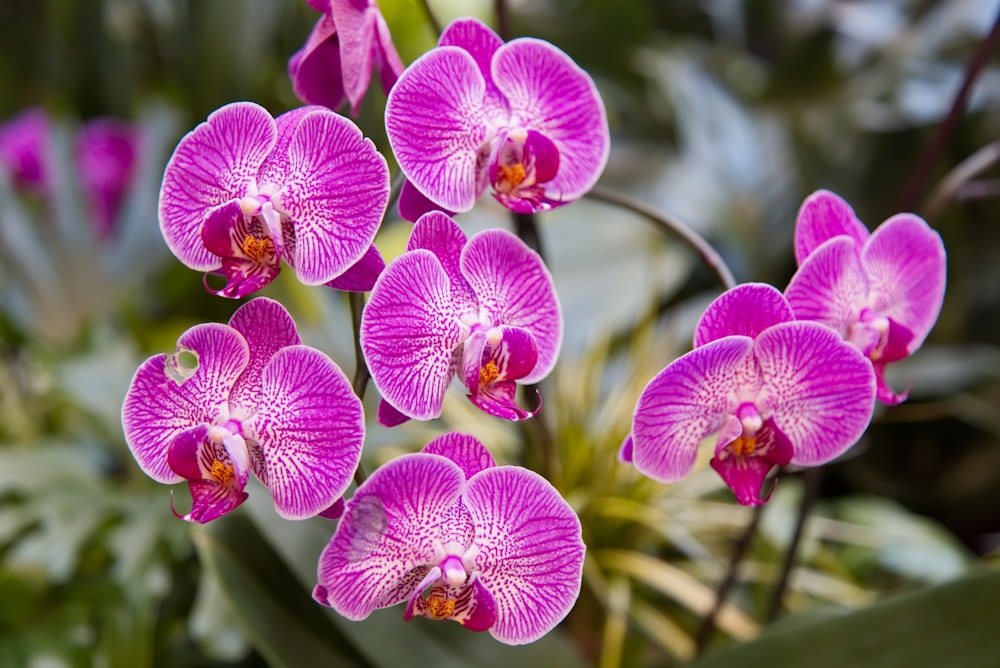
[348,290,370,486]
[385,170,406,219]
[494,0,511,41]
[765,467,822,621]
[898,10,1000,212]
[694,502,763,657]
[924,140,1000,219]
[584,185,736,291]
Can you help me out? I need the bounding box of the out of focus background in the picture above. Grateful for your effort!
[1,1,999,666]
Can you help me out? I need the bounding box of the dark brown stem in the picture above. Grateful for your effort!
[585,185,736,291]
[764,467,823,621]
[898,10,1000,212]
[494,0,511,41]
[694,502,764,656]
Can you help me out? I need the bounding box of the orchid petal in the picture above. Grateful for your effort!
[373,9,405,93]
[438,17,508,117]
[314,453,466,619]
[862,213,946,353]
[617,434,633,463]
[492,39,608,201]
[785,236,869,337]
[377,398,411,427]
[288,16,347,112]
[694,283,795,347]
[329,0,378,115]
[460,229,561,383]
[159,102,276,271]
[257,105,324,188]
[630,336,754,483]
[710,419,792,506]
[468,380,538,421]
[421,432,497,481]
[794,189,869,265]
[226,297,302,421]
[280,109,389,285]
[325,242,385,292]
[361,250,465,420]
[250,345,363,519]
[385,46,491,212]
[408,211,477,314]
[398,179,454,222]
[122,323,249,483]
[755,321,875,467]
[167,426,251,523]
[465,466,585,645]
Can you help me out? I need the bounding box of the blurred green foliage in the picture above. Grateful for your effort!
[1,0,999,666]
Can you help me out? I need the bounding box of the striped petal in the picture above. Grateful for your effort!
[324,242,386,292]
[249,345,364,519]
[166,424,250,523]
[862,213,946,354]
[755,321,875,466]
[408,212,477,315]
[785,236,869,337]
[464,466,585,645]
[122,323,249,483]
[694,283,795,347]
[386,46,492,212]
[460,229,561,383]
[159,102,276,271]
[226,297,302,421]
[288,15,347,111]
[280,108,389,285]
[630,336,754,483]
[314,453,466,619]
[794,189,869,265]
[421,432,496,481]
[361,249,465,420]
[492,38,608,202]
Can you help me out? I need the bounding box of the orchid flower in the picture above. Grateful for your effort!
[75,117,141,240]
[385,17,609,218]
[784,190,947,404]
[0,107,50,195]
[158,101,389,298]
[313,432,585,645]
[622,283,876,506]
[121,297,364,522]
[289,0,405,116]
[360,211,561,425]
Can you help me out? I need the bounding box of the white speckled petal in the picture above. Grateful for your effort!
[631,336,753,483]
[756,321,876,466]
[385,46,491,212]
[465,466,585,645]
[280,109,389,285]
[361,249,465,420]
[122,323,249,483]
[313,453,465,619]
[460,228,561,383]
[492,38,609,201]
[159,102,276,271]
[226,297,301,420]
[249,345,364,519]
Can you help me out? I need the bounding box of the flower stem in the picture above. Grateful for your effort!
[348,291,370,401]
[694,502,763,656]
[584,185,736,291]
[385,170,406,219]
[898,10,1000,212]
[494,0,511,41]
[511,211,559,481]
[765,467,822,621]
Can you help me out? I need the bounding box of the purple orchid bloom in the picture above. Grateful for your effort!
[158,102,389,298]
[75,117,141,240]
[622,283,876,506]
[0,107,50,195]
[360,211,561,424]
[121,297,364,522]
[289,0,405,116]
[313,432,585,645]
[784,190,947,405]
[385,17,608,218]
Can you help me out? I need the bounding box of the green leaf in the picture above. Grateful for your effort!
[193,514,368,668]
[691,569,1000,668]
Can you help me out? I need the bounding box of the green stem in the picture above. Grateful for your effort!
[584,185,736,290]
[349,290,370,486]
